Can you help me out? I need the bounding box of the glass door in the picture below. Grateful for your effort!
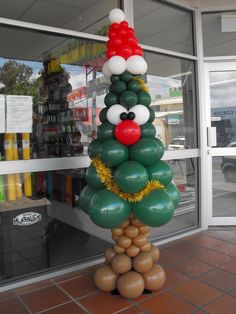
[205,62,236,225]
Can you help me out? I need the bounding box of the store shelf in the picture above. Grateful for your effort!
[0,197,51,213]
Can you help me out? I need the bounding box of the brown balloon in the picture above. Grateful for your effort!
[126,245,140,257]
[144,232,150,238]
[139,226,150,234]
[150,245,160,262]
[113,244,125,254]
[119,219,130,229]
[117,271,145,299]
[112,235,119,242]
[94,265,118,292]
[124,225,139,238]
[118,235,132,249]
[104,247,116,263]
[112,227,123,236]
[111,253,132,274]
[131,219,144,227]
[133,252,153,273]
[140,242,151,252]
[133,234,148,247]
[142,264,166,291]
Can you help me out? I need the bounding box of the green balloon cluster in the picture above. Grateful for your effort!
[79,70,180,228]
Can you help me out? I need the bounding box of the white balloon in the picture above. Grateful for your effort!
[109,8,125,23]
[126,56,148,75]
[129,105,150,125]
[102,62,112,78]
[107,104,128,125]
[108,56,126,75]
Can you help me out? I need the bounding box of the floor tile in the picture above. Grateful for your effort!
[171,258,213,277]
[173,279,222,306]
[213,243,236,258]
[140,291,196,314]
[191,310,208,314]
[164,241,206,257]
[204,295,236,314]
[194,250,232,266]
[40,301,86,314]
[220,258,236,274]
[185,235,225,248]
[59,274,98,299]
[206,231,236,241]
[52,271,83,283]
[198,268,236,292]
[0,297,29,314]
[78,291,131,314]
[20,285,70,313]
[163,268,191,290]
[117,305,149,313]
[159,249,186,266]
[0,290,16,301]
[230,288,236,297]
[14,280,52,295]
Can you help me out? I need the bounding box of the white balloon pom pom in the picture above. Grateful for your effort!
[102,62,112,78]
[109,8,125,23]
[126,55,148,75]
[108,56,126,75]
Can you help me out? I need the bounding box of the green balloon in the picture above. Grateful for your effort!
[128,80,141,93]
[97,122,114,142]
[99,108,108,123]
[100,139,129,168]
[79,186,96,214]
[114,161,148,193]
[129,138,163,166]
[147,160,173,186]
[133,189,174,227]
[149,108,155,122]
[141,123,156,138]
[110,81,127,95]
[119,71,132,83]
[86,165,104,190]
[88,139,101,158]
[110,74,120,83]
[89,189,131,228]
[166,183,180,208]
[154,138,165,159]
[104,92,119,107]
[138,91,151,107]
[120,91,138,109]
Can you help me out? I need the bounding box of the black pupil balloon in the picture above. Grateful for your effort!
[127,112,135,120]
[120,112,128,120]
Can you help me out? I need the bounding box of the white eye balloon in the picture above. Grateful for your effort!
[129,105,150,125]
[107,104,128,125]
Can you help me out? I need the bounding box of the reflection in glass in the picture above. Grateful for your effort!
[213,156,236,217]
[151,158,198,239]
[0,169,110,282]
[210,71,236,147]
[0,26,108,160]
[145,52,197,150]
[134,0,194,55]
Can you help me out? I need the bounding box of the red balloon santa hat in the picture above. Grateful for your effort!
[102,8,147,77]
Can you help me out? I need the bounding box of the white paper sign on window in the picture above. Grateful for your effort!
[6,95,33,133]
[0,95,5,133]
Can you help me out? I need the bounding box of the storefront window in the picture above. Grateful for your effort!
[0,26,107,160]
[145,52,197,150]
[0,0,119,36]
[202,11,236,57]
[134,0,194,55]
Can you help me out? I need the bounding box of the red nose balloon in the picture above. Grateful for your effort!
[115,120,141,146]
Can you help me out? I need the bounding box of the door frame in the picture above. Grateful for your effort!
[204,61,236,226]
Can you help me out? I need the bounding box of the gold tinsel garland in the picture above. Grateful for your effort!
[131,77,149,93]
[91,158,164,202]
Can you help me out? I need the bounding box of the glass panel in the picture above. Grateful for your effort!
[134,0,194,55]
[0,169,110,282]
[145,52,197,150]
[151,158,199,240]
[0,0,118,36]
[210,70,236,147]
[0,26,108,160]
[202,12,236,57]
[212,156,236,217]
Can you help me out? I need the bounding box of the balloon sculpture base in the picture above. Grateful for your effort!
[94,214,166,299]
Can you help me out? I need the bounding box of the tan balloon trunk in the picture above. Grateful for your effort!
[94,214,166,299]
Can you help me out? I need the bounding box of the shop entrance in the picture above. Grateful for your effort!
[205,62,236,226]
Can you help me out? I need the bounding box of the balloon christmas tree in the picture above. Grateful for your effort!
[79,8,180,299]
